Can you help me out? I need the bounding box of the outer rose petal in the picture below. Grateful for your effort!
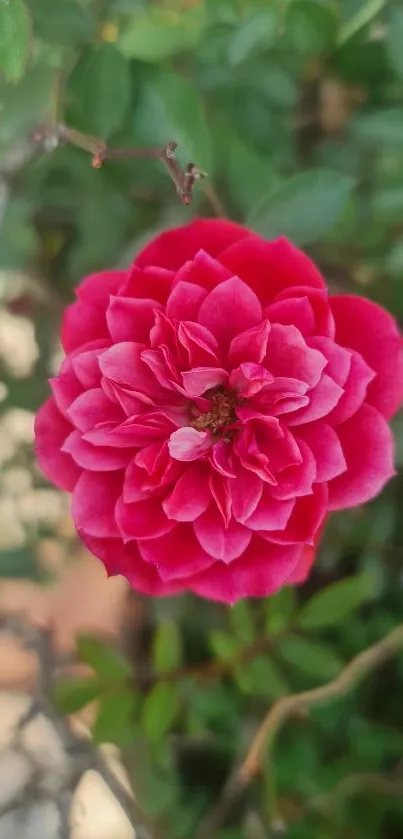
[81,533,184,596]
[286,544,316,585]
[331,295,403,419]
[328,403,396,510]
[76,270,126,306]
[188,538,303,604]
[35,398,80,491]
[71,471,122,537]
[61,300,109,353]
[135,219,249,271]
[219,236,325,306]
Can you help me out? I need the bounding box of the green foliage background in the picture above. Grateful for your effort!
[1,0,403,837]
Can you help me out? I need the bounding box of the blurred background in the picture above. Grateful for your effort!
[1,0,403,837]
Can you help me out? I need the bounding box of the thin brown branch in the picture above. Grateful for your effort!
[194,623,403,839]
[240,622,403,780]
[31,123,206,205]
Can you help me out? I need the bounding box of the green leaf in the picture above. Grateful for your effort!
[0,0,31,84]
[210,630,239,661]
[225,135,280,214]
[278,635,343,680]
[53,676,100,715]
[338,0,388,45]
[297,573,376,630]
[387,7,403,81]
[134,69,212,172]
[351,109,403,145]
[77,636,132,682]
[68,43,131,139]
[265,588,296,635]
[234,655,288,699]
[249,169,355,245]
[227,9,278,67]
[92,689,137,746]
[285,1,337,57]
[28,0,94,47]
[119,7,207,63]
[0,62,53,144]
[229,600,255,644]
[153,621,183,673]
[142,682,179,743]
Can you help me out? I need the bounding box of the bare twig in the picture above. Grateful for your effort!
[194,623,403,839]
[31,124,206,205]
[240,623,403,780]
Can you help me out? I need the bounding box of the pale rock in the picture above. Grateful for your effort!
[70,769,135,839]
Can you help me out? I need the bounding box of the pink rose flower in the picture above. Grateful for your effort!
[35,220,403,603]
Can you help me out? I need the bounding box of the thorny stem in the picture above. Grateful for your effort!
[31,123,206,205]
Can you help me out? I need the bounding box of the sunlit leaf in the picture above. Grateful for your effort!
[92,689,137,746]
[77,635,132,682]
[0,0,31,84]
[53,676,100,714]
[142,682,179,743]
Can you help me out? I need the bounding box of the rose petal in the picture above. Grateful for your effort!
[265,296,316,336]
[61,300,109,353]
[220,236,325,306]
[99,342,165,397]
[166,280,207,320]
[173,250,231,292]
[182,367,228,397]
[326,351,375,425]
[331,294,403,420]
[163,463,211,521]
[193,505,251,562]
[198,277,262,348]
[169,427,212,461]
[135,219,249,270]
[328,403,396,509]
[188,538,302,604]
[266,483,327,545]
[62,429,130,471]
[138,525,214,581]
[106,296,162,343]
[265,324,327,387]
[296,423,346,481]
[228,321,271,367]
[115,496,175,541]
[81,533,184,595]
[35,398,80,491]
[245,487,295,531]
[67,388,122,432]
[287,373,343,425]
[230,467,262,522]
[71,471,122,537]
[77,270,125,306]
